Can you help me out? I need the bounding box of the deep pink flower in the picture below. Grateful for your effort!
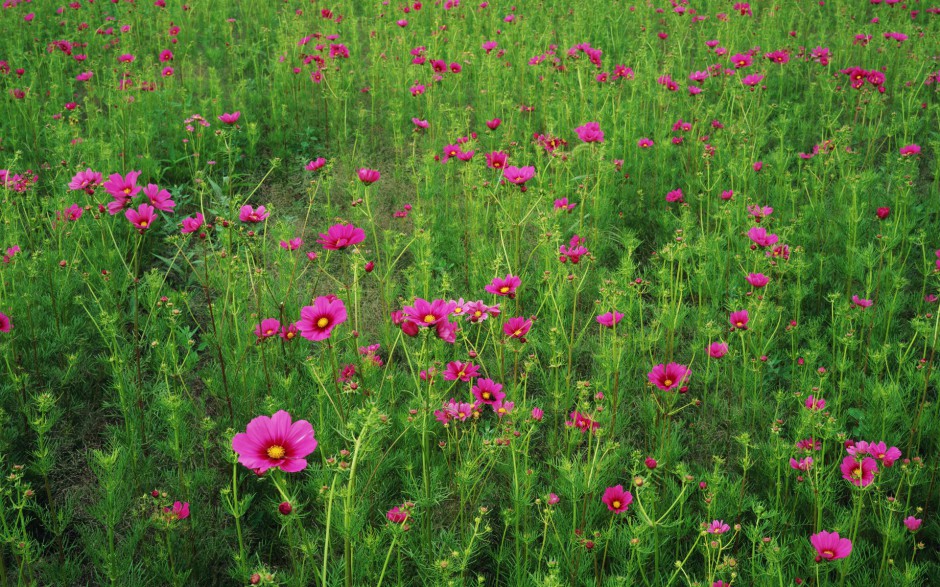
[143,184,175,212]
[387,505,411,525]
[851,295,873,309]
[876,207,890,220]
[64,204,83,221]
[574,122,604,143]
[486,118,501,130]
[559,235,588,263]
[903,517,922,532]
[706,520,730,534]
[503,317,532,340]
[357,168,381,184]
[868,442,901,466]
[597,311,624,328]
[531,407,544,421]
[280,238,303,251]
[126,203,156,232]
[805,395,825,411]
[254,318,281,341]
[647,363,690,391]
[729,310,749,330]
[502,166,534,186]
[181,213,204,234]
[810,531,852,562]
[602,485,633,513]
[164,501,190,521]
[318,224,365,250]
[665,189,684,203]
[104,170,142,200]
[485,274,521,298]
[637,137,654,148]
[746,273,769,288]
[554,198,576,212]
[280,323,300,341]
[297,296,348,341]
[841,456,877,487]
[403,298,457,327]
[444,361,480,382]
[790,457,813,471]
[899,144,921,156]
[708,342,728,358]
[472,378,505,405]
[239,205,269,223]
[0,312,11,333]
[218,111,241,125]
[486,151,508,169]
[565,411,599,434]
[305,158,326,171]
[68,168,103,192]
[231,410,317,473]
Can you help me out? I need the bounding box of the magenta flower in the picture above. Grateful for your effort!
[231,410,318,474]
[531,407,544,421]
[810,531,852,562]
[485,274,521,298]
[0,312,11,333]
[493,400,514,418]
[472,378,505,405]
[503,166,535,186]
[143,184,175,212]
[747,227,778,247]
[790,457,813,471]
[403,298,457,327]
[318,223,366,250]
[554,198,577,212]
[239,205,269,223]
[665,189,684,203]
[444,361,480,382]
[597,311,624,328]
[574,122,604,143]
[746,273,769,288]
[68,168,103,192]
[841,456,878,487]
[64,204,83,221]
[899,144,921,156]
[559,235,588,264]
[436,319,458,343]
[218,111,241,125]
[565,411,599,434]
[126,203,156,232]
[181,213,204,234]
[387,504,411,525]
[706,520,730,534]
[851,295,873,309]
[868,442,901,467]
[485,151,508,169]
[280,238,303,251]
[486,118,501,130]
[637,138,654,148]
[254,318,281,341]
[729,310,749,330]
[503,317,532,340]
[305,158,326,172]
[104,170,142,201]
[903,517,922,532]
[648,363,690,391]
[602,485,633,513]
[357,168,381,184]
[297,296,348,341]
[805,395,825,411]
[708,342,728,358]
[412,118,428,130]
[164,501,190,521]
[280,323,300,341]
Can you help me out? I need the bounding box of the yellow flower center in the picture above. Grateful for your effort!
[736,321,744,327]
[499,286,509,293]
[423,314,436,323]
[266,445,286,459]
[457,371,465,378]
[823,549,834,558]
[317,317,329,328]
[286,332,295,339]
[123,187,132,194]
[482,391,491,400]
[514,330,522,337]
[664,379,673,387]
[474,310,483,317]
[612,500,621,509]
[139,221,148,227]
[265,329,273,336]
[453,307,463,314]
[852,467,863,479]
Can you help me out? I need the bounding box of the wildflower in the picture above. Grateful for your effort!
[280,238,303,251]
[647,363,690,391]
[731,53,753,68]
[566,411,599,433]
[903,517,922,532]
[486,274,521,298]
[547,493,560,505]
[790,457,813,471]
[741,73,764,87]
[868,442,901,466]
[503,166,535,187]
[435,319,458,344]
[387,505,411,526]
[531,407,544,421]
[164,501,190,521]
[746,273,769,288]
[305,158,326,171]
[708,342,728,358]
[218,111,241,125]
[443,361,480,382]
[297,296,347,341]
[554,198,576,212]
[403,298,457,327]
[280,323,300,341]
[574,122,604,143]
[876,207,890,220]
[637,138,654,148]
[851,295,873,309]
[486,118,501,129]
[231,410,318,473]
[486,151,508,169]
[559,235,588,263]
[412,118,428,130]
[899,144,921,156]
[841,456,878,487]
[503,317,532,340]
[729,310,749,330]
[602,485,633,513]
[748,227,778,247]
[706,520,730,534]
[126,203,156,232]
[64,204,83,221]
[254,318,280,341]
[665,189,684,203]
[747,205,773,222]
[465,300,500,323]
[69,169,103,193]
[357,168,381,184]
[805,395,825,411]
[597,311,624,328]
[143,184,175,212]
[810,531,852,562]
[0,312,11,333]
[104,170,142,201]
[239,205,269,223]
[181,213,204,234]
[318,224,365,250]
[472,378,505,405]
[493,400,514,418]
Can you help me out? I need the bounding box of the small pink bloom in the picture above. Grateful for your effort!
[357,168,381,184]
[574,121,604,143]
[602,485,633,513]
[164,501,190,521]
[181,213,204,234]
[318,224,365,250]
[708,342,728,358]
[647,363,690,391]
[126,203,156,232]
[231,410,317,473]
[729,310,749,330]
[239,205,269,223]
[254,318,281,341]
[810,531,852,562]
[218,111,241,125]
[297,296,348,341]
[597,311,624,328]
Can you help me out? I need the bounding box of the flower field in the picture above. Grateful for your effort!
[0,1,938,585]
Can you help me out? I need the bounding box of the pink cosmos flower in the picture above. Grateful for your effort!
[472,378,505,405]
[729,310,749,330]
[143,184,175,212]
[708,342,728,358]
[559,235,588,263]
[531,407,544,421]
[565,411,599,434]
[637,138,654,148]
[746,273,769,288]
[747,205,773,222]
[239,205,269,223]
[503,317,532,340]
[69,168,103,192]
[280,238,303,251]
[297,296,348,341]
[666,189,684,203]
[318,224,365,250]
[851,295,873,309]
[465,300,500,323]
[126,203,156,232]
[486,151,508,169]
[841,456,877,487]
[602,485,633,513]
[554,198,576,212]
[254,318,281,341]
[218,111,241,125]
[899,144,921,156]
[790,457,813,471]
[444,361,480,382]
[305,158,326,171]
[868,442,901,467]
[357,168,381,184]
[502,166,535,186]
[493,400,514,418]
[486,274,521,298]
[648,363,690,391]
[0,312,11,333]
[486,118,501,130]
[903,517,922,532]
[403,298,457,327]
[64,204,83,221]
[597,311,624,328]
[104,170,142,201]
[231,410,317,473]
[164,501,190,521]
[810,531,852,562]
[876,207,890,220]
[706,520,730,534]
[181,213,204,234]
[280,323,300,341]
[805,395,825,411]
[412,118,429,130]
[387,504,412,526]
[574,122,604,143]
